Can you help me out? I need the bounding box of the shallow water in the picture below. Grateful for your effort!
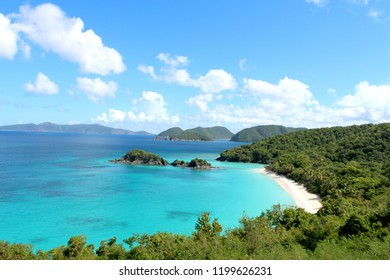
[0,132,294,250]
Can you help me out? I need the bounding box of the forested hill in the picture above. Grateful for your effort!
[218,123,390,198]
[231,125,305,142]
[155,126,233,141]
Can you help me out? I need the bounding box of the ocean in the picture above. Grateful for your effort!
[0,132,294,251]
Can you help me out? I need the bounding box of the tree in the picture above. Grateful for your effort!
[193,212,222,240]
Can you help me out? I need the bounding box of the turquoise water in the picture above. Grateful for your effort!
[0,132,294,251]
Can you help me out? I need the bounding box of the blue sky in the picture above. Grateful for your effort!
[1,0,390,133]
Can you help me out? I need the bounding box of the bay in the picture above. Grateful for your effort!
[0,132,294,251]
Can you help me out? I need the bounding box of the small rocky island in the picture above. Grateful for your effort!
[110,149,213,169]
[110,149,169,165]
[172,158,212,169]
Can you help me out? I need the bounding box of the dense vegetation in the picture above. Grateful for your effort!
[110,149,169,165]
[2,123,390,260]
[186,126,233,140]
[111,149,212,169]
[156,126,233,141]
[156,127,184,138]
[173,131,213,141]
[230,125,305,142]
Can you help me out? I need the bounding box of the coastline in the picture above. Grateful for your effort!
[255,168,322,214]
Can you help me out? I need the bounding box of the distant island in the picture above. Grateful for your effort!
[0,122,152,135]
[155,126,234,141]
[111,149,212,169]
[156,125,305,142]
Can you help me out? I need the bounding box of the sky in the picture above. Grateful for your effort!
[1,0,390,133]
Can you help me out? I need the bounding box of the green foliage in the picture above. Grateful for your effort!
[119,149,169,165]
[231,125,305,142]
[188,158,212,169]
[157,127,184,137]
[173,131,213,141]
[186,126,234,140]
[193,212,222,240]
[156,126,233,141]
[0,241,36,260]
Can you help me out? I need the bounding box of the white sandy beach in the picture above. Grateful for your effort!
[256,168,322,214]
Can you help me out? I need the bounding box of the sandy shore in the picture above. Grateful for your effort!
[256,168,322,214]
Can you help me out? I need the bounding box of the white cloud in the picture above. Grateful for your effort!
[0,13,19,59]
[187,93,213,112]
[305,0,328,7]
[95,109,126,123]
[157,53,189,67]
[335,81,390,122]
[93,91,179,125]
[192,77,390,129]
[130,91,180,123]
[139,53,237,94]
[76,77,117,102]
[243,77,317,108]
[138,65,157,79]
[20,40,31,59]
[12,3,126,75]
[194,69,237,94]
[24,72,59,95]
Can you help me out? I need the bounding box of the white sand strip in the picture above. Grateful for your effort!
[255,168,322,214]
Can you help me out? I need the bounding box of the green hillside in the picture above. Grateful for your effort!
[156,126,233,141]
[186,126,234,140]
[156,127,184,138]
[231,125,305,142]
[173,131,213,141]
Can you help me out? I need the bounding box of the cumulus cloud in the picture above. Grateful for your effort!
[187,93,213,112]
[76,77,117,102]
[139,53,237,93]
[243,77,318,110]
[335,81,390,122]
[139,53,237,111]
[157,53,189,67]
[3,3,125,75]
[192,77,390,129]
[0,13,19,59]
[93,91,179,125]
[24,72,59,95]
[130,91,180,123]
[138,65,157,79]
[95,108,127,123]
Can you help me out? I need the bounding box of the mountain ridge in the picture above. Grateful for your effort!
[0,122,152,135]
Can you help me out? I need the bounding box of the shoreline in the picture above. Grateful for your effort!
[255,168,322,214]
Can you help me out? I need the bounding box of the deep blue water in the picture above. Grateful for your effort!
[0,132,294,251]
